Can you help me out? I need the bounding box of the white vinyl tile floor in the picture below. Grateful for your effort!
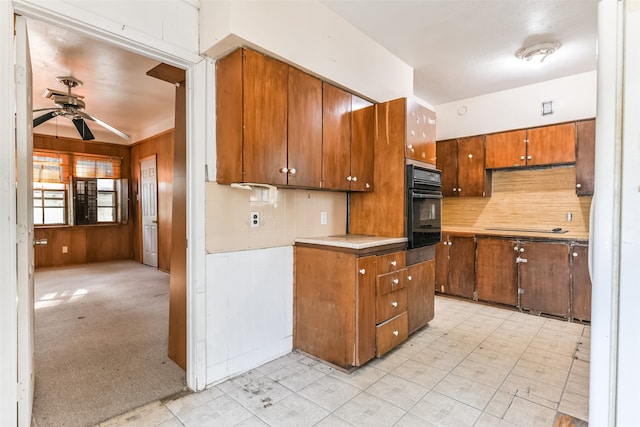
[97,296,590,427]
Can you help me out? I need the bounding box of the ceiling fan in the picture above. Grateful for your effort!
[33,76,130,141]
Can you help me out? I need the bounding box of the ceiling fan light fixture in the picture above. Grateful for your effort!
[515,42,561,64]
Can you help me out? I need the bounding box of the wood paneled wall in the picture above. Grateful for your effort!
[130,130,175,272]
[443,166,592,233]
[33,134,133,268]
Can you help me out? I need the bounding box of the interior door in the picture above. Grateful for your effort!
[15,15,35,426]
[141,155,159,268]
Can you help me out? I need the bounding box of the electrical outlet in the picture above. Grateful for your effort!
[566,212,573,222]
[250,211,259,228]
[62,246,68,254]
[320,211,327,225]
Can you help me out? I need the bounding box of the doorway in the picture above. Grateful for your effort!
[23,15,188,426]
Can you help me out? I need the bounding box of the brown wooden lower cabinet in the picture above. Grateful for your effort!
[435,235,476,299]
[442,234,591,321]
[294,245,435,369]
[518,241,571,317]
[407,260,435,334]
[295,246,376,369]
[570,244,592,321]
[476,237,518,306]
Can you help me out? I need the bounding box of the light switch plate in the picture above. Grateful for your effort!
[320,211,327,225]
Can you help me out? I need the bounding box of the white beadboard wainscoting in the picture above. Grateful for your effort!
[205,246,294,385]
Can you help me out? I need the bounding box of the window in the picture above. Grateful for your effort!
[33,150,125,226]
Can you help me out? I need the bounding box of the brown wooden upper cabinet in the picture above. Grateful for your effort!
[405,99,436,163]
[322,83,374,191]
[217,47,372,191]
[485,122,576,169]
[436,135,490,197]
[575,119,595,196]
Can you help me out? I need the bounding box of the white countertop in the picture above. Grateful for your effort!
[295,235,407,250]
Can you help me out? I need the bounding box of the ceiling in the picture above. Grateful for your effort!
[26,0,598,145]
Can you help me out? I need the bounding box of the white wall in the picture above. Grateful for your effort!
[205,246,293,384]
[435,71,597,140]
[199,0,413,102]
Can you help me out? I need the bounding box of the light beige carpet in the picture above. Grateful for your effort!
[32,260,186,427]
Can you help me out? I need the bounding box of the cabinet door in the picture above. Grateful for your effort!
[322,83,352,190]
[406,99,437,163]
[351,96,374,191]
[436,139,458,197]
[518,241,570,317]
[243,49,289,185]
[570,244,592,321]
[476,238,518,306]
[456,135,488,197]
[407,260,435,334]
[485,129,527,169]
[215,48,243,184]
[576,119,595,196]
[287,67,322,188]
[527,122,576,166]
[435,240,449,293]
[447,235,476,299]
[356,256,376,365]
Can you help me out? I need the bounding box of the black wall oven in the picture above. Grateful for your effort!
[406,164,442,249]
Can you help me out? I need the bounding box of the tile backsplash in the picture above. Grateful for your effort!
[205,182,347,253]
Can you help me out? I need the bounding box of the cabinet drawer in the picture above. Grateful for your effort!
[376,287,407,324]
[377,251,406,275]
[376,312,408,357]
[376,269,407,296]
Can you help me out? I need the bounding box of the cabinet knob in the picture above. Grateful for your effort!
[576,183,582,189]
[352,176,358,182]
[393,278,399,285]
[458,188,462,192]
[392,301,398,307]
[359,268,366,275]
[391,260,397,266]
[289,168,296,175]
[453,188,457,192]
[346,176,352,181]
[365,183,371,189]
[279,167,288,174]
[520,156,525,160]
[407,144,413,150]
[520,248,525,253]
[573,252,578,257]
[407,275,412,281]
[527,155,532,160]
[468,154,473,159]
[514,246,518,251]
[393,330,399,336]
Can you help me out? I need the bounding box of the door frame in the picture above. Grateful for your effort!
[2,3,208,424]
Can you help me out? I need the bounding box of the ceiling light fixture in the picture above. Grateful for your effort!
[515,42,561,65]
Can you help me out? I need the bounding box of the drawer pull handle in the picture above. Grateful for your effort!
[392,301,398,307]
[393,330,399,336]
[359,268,366,275]
[391,260,397,266]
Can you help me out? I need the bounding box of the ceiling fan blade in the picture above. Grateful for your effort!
[34,111,57,127]
[72,118,95,141]
[80,111,130,141]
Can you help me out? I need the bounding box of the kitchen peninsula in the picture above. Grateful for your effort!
[294,235,435,370]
